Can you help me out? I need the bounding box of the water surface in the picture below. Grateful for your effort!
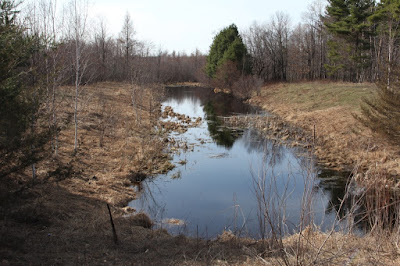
[130,86,351,238]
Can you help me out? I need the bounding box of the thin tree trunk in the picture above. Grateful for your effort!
[31,92,37,182]
[387,20,393,88]
[74,0,80,154]
[52,77,58,156]
[74,51,79,153]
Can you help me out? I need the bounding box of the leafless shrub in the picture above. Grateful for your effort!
[212,60,263,99]
[250,142,295,265]
[232,75,263,99]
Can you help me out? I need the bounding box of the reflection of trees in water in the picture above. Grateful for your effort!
[131,177,167,223]
[318,170,366,230]
[165,86,259,148]
[241,129,284,167]
[165,86,256,115]
[318,169,350,217]
[163,86,400,233]
[203,101,238,148]
[164,87,202,108]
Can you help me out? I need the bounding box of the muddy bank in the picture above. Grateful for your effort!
[222,115,315,153]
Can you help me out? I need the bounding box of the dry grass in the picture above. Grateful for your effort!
[279,227,400,265]
[31,82,170,206]
[2,82,400,265]
[258,81,376,112]
[249,81,400,178]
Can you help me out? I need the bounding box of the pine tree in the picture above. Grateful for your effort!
[324,0,375,81]
[0,0,44,177]
[360,78,400,144]
[0,0,32,151]
[369,0,400,86]
[360,0,400,144]
[206,24,251,78]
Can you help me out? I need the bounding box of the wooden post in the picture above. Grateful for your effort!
[107,204,119,244]
[313,124,316,145]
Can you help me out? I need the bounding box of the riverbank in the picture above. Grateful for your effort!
[0,82,175,263]
[2,82,400,265]
[248,81,400,182]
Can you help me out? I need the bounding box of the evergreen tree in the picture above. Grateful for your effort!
[206,24,251,78]
[1,0,29,150]
[0,0,43,175]
[360,1,400,144]
[324,0,375,81]
[369,0,400,86]
[360,78,400,145]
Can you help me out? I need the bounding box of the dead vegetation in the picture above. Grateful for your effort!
[2,82,400,265]
[249,81,400,179]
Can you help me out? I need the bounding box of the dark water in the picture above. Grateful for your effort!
[129,86,353,238]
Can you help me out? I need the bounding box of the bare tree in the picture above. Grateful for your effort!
[120,11,135,80]
[66,0,89,154]
[244,4,329,83]
[21,0,66,179]
[94,17,111,81]
[37,0,66,156]
[302,0,327,80]
[244,13,291,82]
[271,12,290,81]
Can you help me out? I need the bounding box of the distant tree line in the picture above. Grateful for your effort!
[19,1,206,86]
[205,0,400,143]
[0,0,206,178]
[3,0,400,177]
[241,0,400,84]
[206,0,400,98]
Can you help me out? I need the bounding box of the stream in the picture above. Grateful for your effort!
[129,86,353,239]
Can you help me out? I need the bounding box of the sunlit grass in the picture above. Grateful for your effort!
[261,81,377,112]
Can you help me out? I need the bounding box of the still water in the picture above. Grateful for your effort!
[129,86,351,239]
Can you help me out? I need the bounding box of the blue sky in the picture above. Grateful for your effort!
[25,0,325,54]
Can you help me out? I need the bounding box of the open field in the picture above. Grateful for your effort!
[259,82,376,112]
[249,81,400,180]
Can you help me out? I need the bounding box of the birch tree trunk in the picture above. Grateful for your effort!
[69,0,88,154]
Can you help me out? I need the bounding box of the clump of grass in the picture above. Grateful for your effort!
[177,159,187,165]
[130,213,153,229]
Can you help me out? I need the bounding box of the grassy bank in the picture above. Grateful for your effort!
[0,82,174,264]
[249,81,399,179]
[2,82,400,265]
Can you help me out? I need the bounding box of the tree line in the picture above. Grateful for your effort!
[205,0,400,98]
[205,0,400,143]
[0,0,206,178]
[241,0,400,84]
[2,0,400,177]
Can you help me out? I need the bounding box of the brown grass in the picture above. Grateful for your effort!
[32,82,170,206]
[249,81,400,178]
[2,82,400,264]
